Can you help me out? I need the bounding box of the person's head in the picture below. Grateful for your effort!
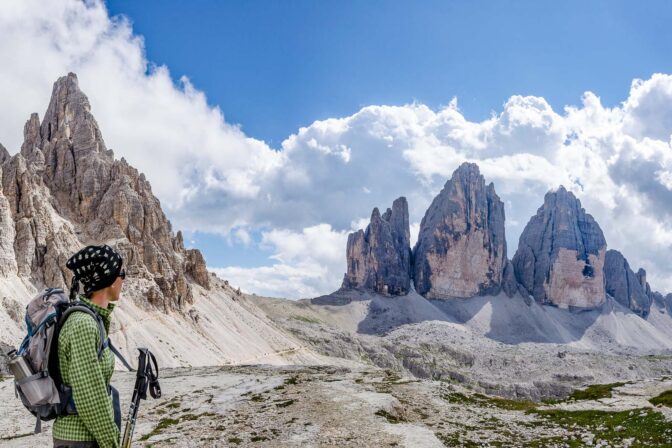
[66,244,125,304]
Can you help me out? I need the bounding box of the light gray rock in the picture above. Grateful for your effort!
[512,186,607,309]
[0,144,9,165]
[413,162,506,299]
[342,197,411,295]
[603,250,651,317]
[0,73,210,311]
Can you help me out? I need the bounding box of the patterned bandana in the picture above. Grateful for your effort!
[66,244,124,299]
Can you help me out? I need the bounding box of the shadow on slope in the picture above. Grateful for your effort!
[312,288,672,349]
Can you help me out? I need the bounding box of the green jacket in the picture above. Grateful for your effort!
[52,295,120,447]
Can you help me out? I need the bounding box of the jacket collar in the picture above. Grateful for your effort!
[78,294,115,331]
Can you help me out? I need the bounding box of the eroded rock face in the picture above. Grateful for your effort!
[0,73,210,311]
[413,163,506,299]
[342,197,411,295]
[512,187,606,309]
[604,250,651,317]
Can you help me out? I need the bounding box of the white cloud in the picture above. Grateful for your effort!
[1,0,671,297]
[212,224,349,299]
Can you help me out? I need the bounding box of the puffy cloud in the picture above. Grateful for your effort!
[212,224,349,299]
[1,0,671,297]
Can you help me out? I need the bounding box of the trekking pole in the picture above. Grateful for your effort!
[121,348,161,448]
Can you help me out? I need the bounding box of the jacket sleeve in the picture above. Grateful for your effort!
[65,315,120,448]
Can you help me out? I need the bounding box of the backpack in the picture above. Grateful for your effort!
[9,287,133,433]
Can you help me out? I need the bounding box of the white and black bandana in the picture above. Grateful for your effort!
[66,244,124,298]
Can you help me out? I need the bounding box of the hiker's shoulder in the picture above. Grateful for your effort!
[61,310,100,336]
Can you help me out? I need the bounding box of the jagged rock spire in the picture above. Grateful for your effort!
[513,186,606,308]
[0,73,210,311]
[342,197,412,296]
[603,250,651,317]
[412,162,507,299]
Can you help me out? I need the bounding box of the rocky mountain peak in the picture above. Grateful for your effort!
[342,196,411,296]
[413,162,507,299]
[513,186,607,308]
[603,249,651,317]
[0,73,210,311]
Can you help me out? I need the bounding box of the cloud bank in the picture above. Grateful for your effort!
[1,0,671,298]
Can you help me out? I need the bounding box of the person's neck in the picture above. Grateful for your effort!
[89,293,110,310]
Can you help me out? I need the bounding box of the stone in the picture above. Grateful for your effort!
[501,260,519,298]
[412,162,506,299]
[342,197,412,296]
[603,250,651,317]
[512,186,607,309]
[0,144,9,165]
[0,73,210,312]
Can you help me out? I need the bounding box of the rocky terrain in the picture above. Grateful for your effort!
[0,74,325,373]
[3,364,672,447]
[3,73,672,446]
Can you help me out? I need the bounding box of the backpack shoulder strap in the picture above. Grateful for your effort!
[60,305,107,360]
[108,340,134,371]
[60,304,135,371]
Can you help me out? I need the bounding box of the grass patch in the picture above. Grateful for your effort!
[435,432,480,447]
[140,418,180,441]
[567,382,626,401]
[375,409,405,424]
[290,314,321,324]
[139,412,217,441]
[442,390,538,411]
[472,393,537,411]
[275,399,295,408]
[530,407,672,447]
[251,435,269,442]
[284,375,299,385]
[227,436,242,444]
[650,389,672,407]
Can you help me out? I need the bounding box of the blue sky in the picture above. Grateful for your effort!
[107,0,672,146]
[3,0,672,298]
[102,0,672,275]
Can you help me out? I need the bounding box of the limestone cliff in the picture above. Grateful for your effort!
[413,163,507,299]
[342,197,411,295]
[0,73,210,311]
[512,187,606,309]
[603,250,651,317]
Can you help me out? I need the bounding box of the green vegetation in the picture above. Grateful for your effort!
[529,408,672,447]
[649,389,672,407]
[435,432,480,447]
[567,382,626,401]
[290,314,321,324]
[140,412,217,441]
[249,393,265,402]
[275,399,296,408]
[284,375,299,385]
[375,409,405,424]
[227,437,242,444]
[441,391,537,411]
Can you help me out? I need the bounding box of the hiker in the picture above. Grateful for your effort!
[52,244,126,448]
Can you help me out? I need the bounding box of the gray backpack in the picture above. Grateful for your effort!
[8,287,132,433]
